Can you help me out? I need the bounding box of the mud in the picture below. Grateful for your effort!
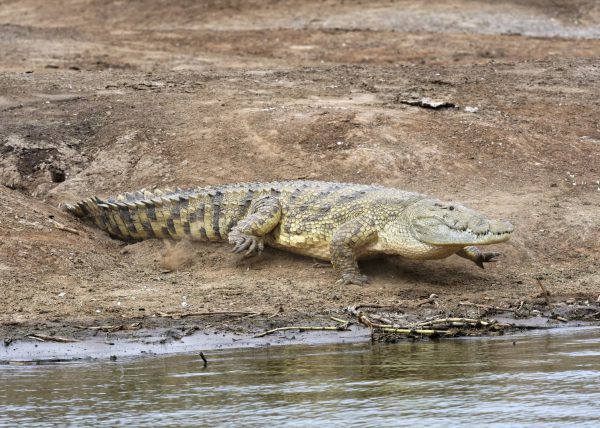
[1,0,599,359]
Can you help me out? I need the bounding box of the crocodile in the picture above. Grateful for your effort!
[64,181,514,285]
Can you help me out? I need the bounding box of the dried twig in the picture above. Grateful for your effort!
[378,328,452,336]
[417,317,491,327]
[49,219,80,235]
[27,334,79,343]
[199,352,208,367]
[157,311,259,319]
[458,302,516,313]
[368,313,395,325]
[239,312,266,320]
[353,304,403,311]
[80,323,142,332]
[254,325,350,338]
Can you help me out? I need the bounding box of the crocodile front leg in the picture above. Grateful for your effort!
[229,196,281,256]
[457,246,500,269]
[329,217,377,286]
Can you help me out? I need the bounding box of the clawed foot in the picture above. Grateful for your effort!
[229,232,264,257]
[336,273,369,286]
[475,252,501,269]
[458,247,502,269]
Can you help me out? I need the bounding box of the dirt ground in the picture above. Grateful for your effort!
[1,0,599,349]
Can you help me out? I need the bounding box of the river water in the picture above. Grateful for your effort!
[1,327,599,427]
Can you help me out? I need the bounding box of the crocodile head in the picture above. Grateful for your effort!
[408,199,513,246]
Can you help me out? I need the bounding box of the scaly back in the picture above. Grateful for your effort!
[63,181,399,242]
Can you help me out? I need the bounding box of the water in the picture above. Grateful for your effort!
[1,328,599,427]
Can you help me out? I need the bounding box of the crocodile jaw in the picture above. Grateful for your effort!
[410,200,514,246]
[414,220,513,246]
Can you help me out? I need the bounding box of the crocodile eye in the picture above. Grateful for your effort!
[448,206,454,211]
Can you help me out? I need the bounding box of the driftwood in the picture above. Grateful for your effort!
[347,306,501,340]
[348,307,451,337]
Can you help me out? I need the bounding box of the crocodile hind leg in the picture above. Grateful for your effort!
[329,217,377,286]
[457,246,500,269]
[229,196,281,256]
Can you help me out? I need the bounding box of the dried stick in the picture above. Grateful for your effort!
[28,334,79,343]
[82,323,142,332]
[353,304,403,311]
[378,328,451,336]
[49,219,80,235]
[458,302,516,313]
[199,352,208,367]
[368,313,395,325]
[330,317,351,324]
[417,318,491,327]
[254,325,350,338]
[157,311,260,319]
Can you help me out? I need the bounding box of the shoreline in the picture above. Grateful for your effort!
[2,310,598,363]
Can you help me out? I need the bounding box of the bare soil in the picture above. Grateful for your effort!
[1,0,599,354]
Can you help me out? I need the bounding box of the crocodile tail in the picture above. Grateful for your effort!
[61,196,126,241]
[63,183,271,243]
[62,192,165,242]
[62,189,222,242]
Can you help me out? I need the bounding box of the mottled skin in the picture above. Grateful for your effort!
[64,181,514,285]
